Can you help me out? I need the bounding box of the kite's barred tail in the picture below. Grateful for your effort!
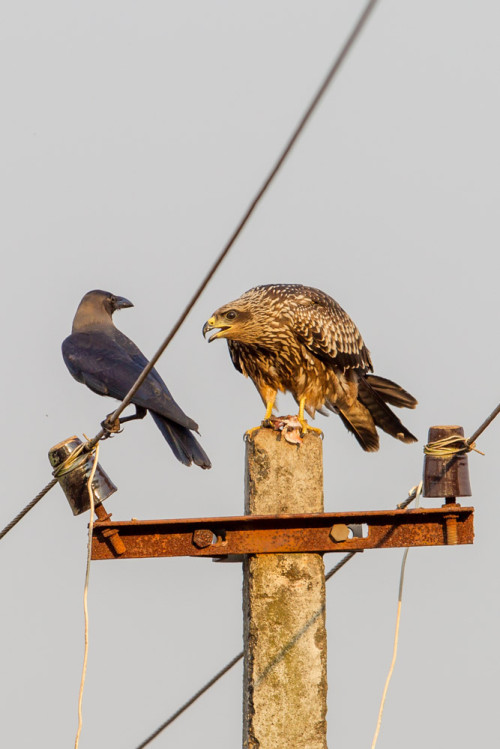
[337,375,417,452]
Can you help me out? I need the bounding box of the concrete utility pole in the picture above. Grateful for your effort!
[88,423,475,749]
[243,428,327,749]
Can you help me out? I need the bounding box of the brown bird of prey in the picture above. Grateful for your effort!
[203,284,417,451]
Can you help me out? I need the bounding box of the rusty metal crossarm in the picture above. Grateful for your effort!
[91,506,474,560]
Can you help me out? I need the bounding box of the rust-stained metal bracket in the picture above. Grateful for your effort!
[91,505,474,560]
[94,504,126,556]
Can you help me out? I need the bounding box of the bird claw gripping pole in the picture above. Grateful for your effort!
[246,415,323,445]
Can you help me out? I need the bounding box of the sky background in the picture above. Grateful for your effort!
[1,1,499,747]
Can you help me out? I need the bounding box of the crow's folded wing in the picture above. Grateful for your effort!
[62,332,198,430]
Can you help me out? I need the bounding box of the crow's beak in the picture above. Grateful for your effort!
[115,296,134,310]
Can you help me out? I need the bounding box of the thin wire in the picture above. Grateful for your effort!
[467,401,500,444]
[370,481,422,749]
[0,439,97,541]
[0,478,57,541]
[86,0,382,450]
[397,482,420,510]
[74,442,100,749]
[325,550,358,581]
[0,0,383,536]
[134,551,359,748]
[133,485,428,746]
[423,434,484,457]
[131,7,385,741]
[135,652,244,749]
[370,551,408,749]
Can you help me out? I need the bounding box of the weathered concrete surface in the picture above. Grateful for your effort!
[243,428,327,748]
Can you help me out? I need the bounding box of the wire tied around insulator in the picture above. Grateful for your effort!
[51,440,97,479]
[423,434,484,457]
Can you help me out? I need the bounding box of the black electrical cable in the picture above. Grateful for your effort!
[0,478,57,541]
[132,391,500,746]
[134,552,360,748]
[1,0,383,539]
[87,0,384,448]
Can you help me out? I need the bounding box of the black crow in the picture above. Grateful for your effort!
[63,289,211,468]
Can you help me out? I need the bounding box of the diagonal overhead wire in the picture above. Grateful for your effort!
[1,0,383,539]
[0,478,57,542]
[134,551,360,748]
[134,652,244,749]
[132,386,500,749]
[86,0,383,448]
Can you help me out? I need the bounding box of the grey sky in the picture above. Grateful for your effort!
[1,1,499,747]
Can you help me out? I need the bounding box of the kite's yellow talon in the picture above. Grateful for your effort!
[297,419,323,437]
[244,399,276,440]
[297,397,323,436]
[244,422,274,440]
[244,424,263,440]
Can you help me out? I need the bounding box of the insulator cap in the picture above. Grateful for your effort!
[423,425,472,498]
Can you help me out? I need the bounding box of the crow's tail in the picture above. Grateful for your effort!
[150,411,211,469]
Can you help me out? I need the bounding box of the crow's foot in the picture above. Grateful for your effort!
[101,416,123,439]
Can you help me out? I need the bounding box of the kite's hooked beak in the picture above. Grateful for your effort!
[203,317,228,342]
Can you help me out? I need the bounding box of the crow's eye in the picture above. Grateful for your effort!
[110,296,117,305]
[225,310,237,321]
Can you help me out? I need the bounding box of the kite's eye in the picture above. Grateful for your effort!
[225,310,237,321]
